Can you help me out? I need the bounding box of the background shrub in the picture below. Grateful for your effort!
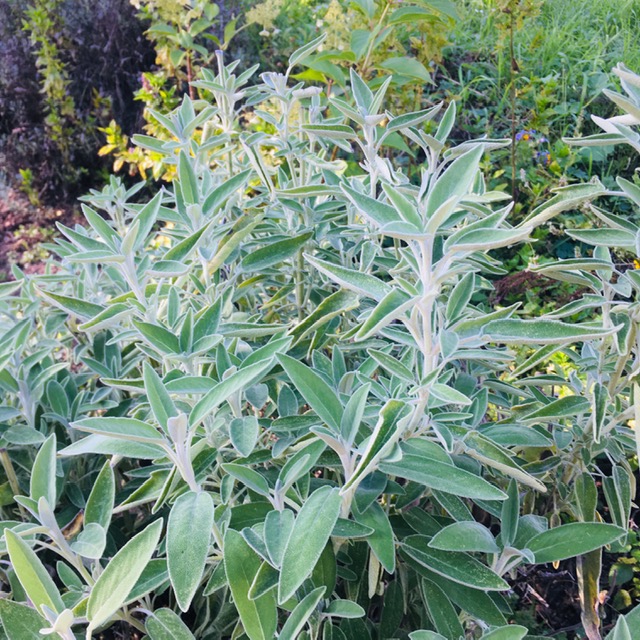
[0,0,153,200]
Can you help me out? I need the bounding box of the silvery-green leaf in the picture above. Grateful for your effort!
[277,354,343,433]
[306,254,392,301]
[462,431,546,492]
[382,183,423,229]
[355,290,414,341]
[0,599,63,640]
[87,519,163,633]
[81,204,119,247]
[303,124,356,140]
[425,145,483,217]
[59,434,166,459]
[245,384,268,409]
[500,479,519,549]
[147,260,191,277]
[230,416,260,457]
[278,486,341,604]
[143,362,177,434]
[520,395,590,422]
[178,150,198,205]
[78,303,133,332]
[3,425,46,446]
[603,467,632,534]
[446,272,475,323]
[523,180,606,227]
[0,280,21,298]
[218,322,283,338]
[342,400,410,494]
[203,562,226,596]
[277,184,342,198]
[429,383,472,406]
[240,232,313,272]
[325,599,366,619]
[36,288,104,319]
[332,518,374,539]
[264,509,294,568]
[530,258,614,274]
[168,491,214,611]
[618,176,640,208]
[68,249,124,263]
[291,290,360,341]
[279,586,326,640]
[164,221,212,262]
[133,320,180,355]
[410,632,447,640]
[202,170,251,216]
[527,522,626,563]
[566,228,636,248]
[445,227,531,253]
[85,462,115,531]
[420,578,464,639]
[222,463,271,498]
[248,561,279,600]
[482,319,619,345]
[340,383,370,445]
[225,529,277,640]
[70,523,106,559]
[428,522,499,554]
[564,133,625,147]
[190,360,275,427]
[145,608,195,640]
[30,434,57,508]
[242,336,293,368]
[5,528,65,615]
[353,501,396,573]
[606,616,633,640]
[71,417,164,444]
[288,33,327,68]
[403,535,508,590]
[368,349,414,384]
[480,625,528,640]
[380,455,506,501]
[342,184,405,228]
[386,104,442,132]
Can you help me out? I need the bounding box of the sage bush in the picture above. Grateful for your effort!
[0,40,638,639]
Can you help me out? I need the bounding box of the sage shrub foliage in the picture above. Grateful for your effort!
[0,39,638,639]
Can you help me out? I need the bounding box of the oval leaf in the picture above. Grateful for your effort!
[278,486,342,604]
[168,491,214,611]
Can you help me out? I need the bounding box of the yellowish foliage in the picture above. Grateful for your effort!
[246,0,285,30]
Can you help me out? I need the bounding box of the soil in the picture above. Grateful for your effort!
[512,562,582,638]
[0,185,80,279]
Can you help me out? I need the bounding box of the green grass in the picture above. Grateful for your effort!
[451,0,640,74]
[439,0,640,141]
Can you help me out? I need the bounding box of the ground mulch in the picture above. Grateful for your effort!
[0,186,79,279]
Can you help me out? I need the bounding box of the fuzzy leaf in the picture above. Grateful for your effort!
[168,491,214,611]
[224,529,277,640]
[87,519,163,633]
[527,523,626,563]
[278,486,342,603]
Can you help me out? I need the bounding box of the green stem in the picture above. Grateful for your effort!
[0,449,27,518]
[360,1,391,77]
[295,248,305,321]
[509,9,517,200]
